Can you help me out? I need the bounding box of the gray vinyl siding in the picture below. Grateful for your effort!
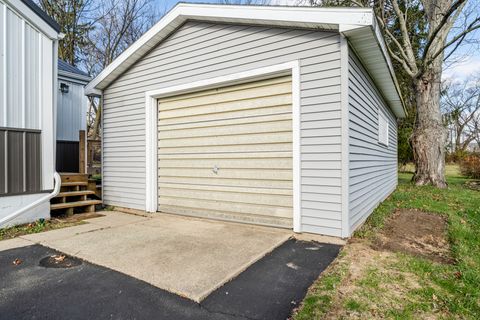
[103,21,343,236]
[348,49,398,231]
[57,79,87,141]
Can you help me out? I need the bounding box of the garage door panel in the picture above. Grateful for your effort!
[159,119,292,140]
[158,78,291,110]
[158,113,291,132]
[158,132,292,148]
[159,182,291,195]
[158,142,292,154]
[159,94,292,119]
[159,188,293,207]
[159,158,292,169]
[158,151,292,160]
[158,167,292,180]
[159,198,292,219]
[158,104,291,126]
[158,176,293,189]
[158,76,293,227]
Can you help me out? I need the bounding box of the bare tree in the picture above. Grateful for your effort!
[442,77,480,154]
[82,0,159,139]
[309,0,480,187]
[37,0,94,66]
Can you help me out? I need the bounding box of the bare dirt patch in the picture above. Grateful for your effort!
[373,209,452,264]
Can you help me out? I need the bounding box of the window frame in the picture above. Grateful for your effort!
[378,108,389,147]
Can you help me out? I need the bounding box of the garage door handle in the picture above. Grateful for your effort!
[213,165,219,174]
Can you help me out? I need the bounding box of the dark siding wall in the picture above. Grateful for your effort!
[0,128,42,196]
[56,141,79,173]
[7,131,24,193]
[0,131,5,193]
[26,133,42,192]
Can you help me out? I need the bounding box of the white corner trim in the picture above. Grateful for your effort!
[291,61,301,233]
[145,94,158,212]
[2,4,6,127]
[144,61,302,230]
[21,19,25,128]
[340,35,351,238]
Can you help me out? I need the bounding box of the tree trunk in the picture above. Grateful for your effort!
[92,101,102,141]
[411,67,447,188]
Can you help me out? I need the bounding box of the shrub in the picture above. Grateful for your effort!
[460,154,480,179]
[446,150,468,163]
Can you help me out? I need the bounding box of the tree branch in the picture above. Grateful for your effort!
[421,0,467,62]
[386,43,415,77]
[427,17,480,66]
[376,16,415,70]
[390,0,417,69]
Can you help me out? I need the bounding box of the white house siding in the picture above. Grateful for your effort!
[1,1,44,130]
[102,22,343,236]
[0,0,58,226]
[348,49,398,231]
[0,0,56,192]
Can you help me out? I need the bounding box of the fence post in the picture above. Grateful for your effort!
[79,130,86,174]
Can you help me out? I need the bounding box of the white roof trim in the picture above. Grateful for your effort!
[4,0,60,39]
[85,3,405,117]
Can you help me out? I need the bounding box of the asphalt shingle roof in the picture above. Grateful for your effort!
[58,59,90,77]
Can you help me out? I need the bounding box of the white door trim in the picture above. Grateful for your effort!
[145,61,302,232]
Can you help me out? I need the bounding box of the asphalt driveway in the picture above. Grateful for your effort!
[0,240,340,320]
[0,211,342,319]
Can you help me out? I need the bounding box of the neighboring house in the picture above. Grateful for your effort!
[0,0,61,227]
[57,59,90,173]
[86,4,406,238]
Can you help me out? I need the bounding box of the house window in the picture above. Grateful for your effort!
[378,109,389,146]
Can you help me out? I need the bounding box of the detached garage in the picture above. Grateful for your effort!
[86,4,406,238]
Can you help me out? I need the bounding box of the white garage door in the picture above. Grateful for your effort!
[157,76,293,228]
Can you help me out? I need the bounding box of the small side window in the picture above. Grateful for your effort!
[378,109,389,146]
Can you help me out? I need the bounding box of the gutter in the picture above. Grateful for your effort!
[58,70,91,84]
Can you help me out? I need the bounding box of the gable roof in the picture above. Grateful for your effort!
[85,3,406,117]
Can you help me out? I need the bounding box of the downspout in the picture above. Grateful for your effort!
[0,172,61,227]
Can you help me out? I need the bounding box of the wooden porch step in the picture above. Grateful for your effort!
[51,200,102,210]
[60,172,89,183]
[61,181,88,187]
[56,190,95,198]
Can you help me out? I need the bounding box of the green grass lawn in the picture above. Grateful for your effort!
[294,166,480,319]
[0,219,84,241]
